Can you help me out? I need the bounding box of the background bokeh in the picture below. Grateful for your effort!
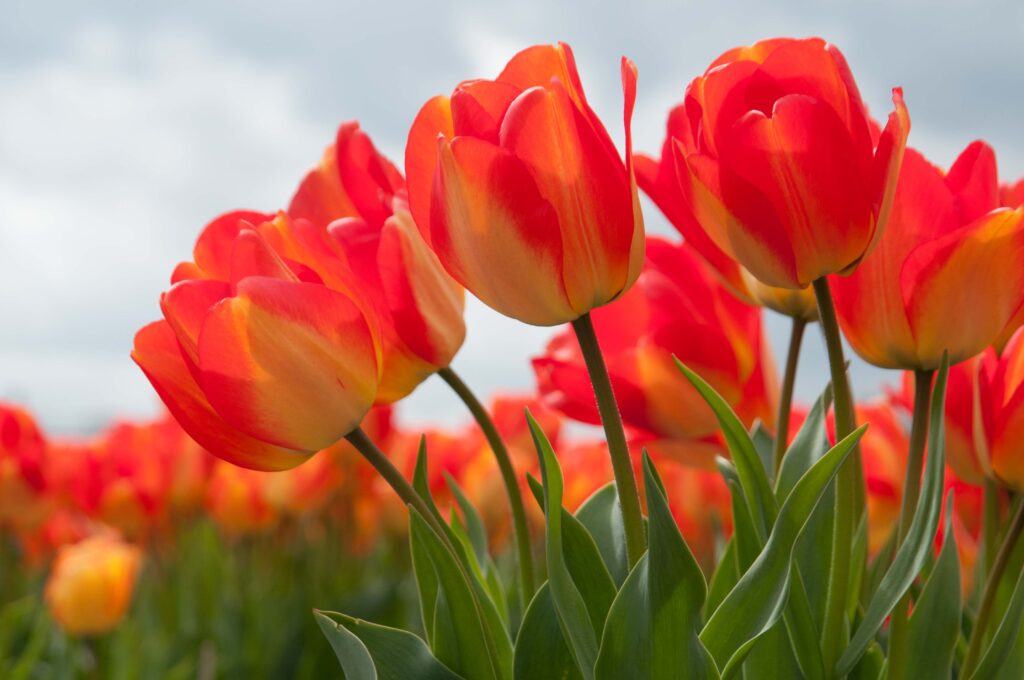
[3,0,1022,434]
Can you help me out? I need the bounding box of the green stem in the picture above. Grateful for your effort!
[963,500,1024,676]
[812,277,858,678]
[345,427,449,542]
[982,478,1000,578]
[438,366,536,600]
[571,313,646,567]
[773,317,808,479]
[887,368,934,680]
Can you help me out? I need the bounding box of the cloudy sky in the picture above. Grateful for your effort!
[2,0,1022,435]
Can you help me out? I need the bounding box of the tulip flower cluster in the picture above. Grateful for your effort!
[5,32,1024,680]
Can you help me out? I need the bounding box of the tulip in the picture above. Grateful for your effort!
[204,461,276,535]
[0,403,50,531]
[635,106,818,320]
[45,534,142,635]
[405,42,644,326]
[534,236,777,467]
[289,122,466,403]
[833,142,1024,370]
[670,37,909,290]
[133,212,381,471]
[977,328,1024,490]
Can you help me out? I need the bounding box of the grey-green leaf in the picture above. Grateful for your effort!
[314,610,465,680]
[594,454,718,679]
[699,425,866,677]
[514,584,585,680]
[575,483,629,586]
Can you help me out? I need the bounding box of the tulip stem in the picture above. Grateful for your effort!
[886,368,934,680]
[572,312,647,567]
[773,317,807,479]
[982,478,1000,576]
[345,427,449,542]
[438,366,536,601]
[812,277,858,678]
[963,499,1024,676]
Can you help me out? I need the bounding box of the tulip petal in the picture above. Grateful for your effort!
[945,140,999,224]
[865,88,910,256]
[159,279,231,363]
[334,121,404,228]
[197,277,379,451]
[450,80,520,142]
[229,228,299,286]
[430,135,574,325]
[405,95,454,246]
[719,94,876,285]
[131,321,311,471]
[497,42,588,110]
[674,144,798,288]
[193,211,275,281]
[288,139,358,230]
[902,207,1024,366]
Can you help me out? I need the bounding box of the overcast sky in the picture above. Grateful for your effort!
[2,0,1022,435]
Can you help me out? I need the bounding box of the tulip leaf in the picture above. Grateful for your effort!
[699,424,865,678]
[968,564,1024,680]
[775,386,832,502]
[408,509,513,680]
[751,420,775,479]
[314,610,465,680]
[705,539,739,619]
[445,472,488,567]
[530,411,601,680]
[594,454,718,679]
[677,360,777,542]
[904,496,960,680]
[835,358,950,677]
[575,483,629,586]
[514,584,585,680]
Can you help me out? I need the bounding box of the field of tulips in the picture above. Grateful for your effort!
[4,35,1024,679]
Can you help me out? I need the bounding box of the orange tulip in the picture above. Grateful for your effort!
[405,42,644,325]
[289,122,466,402]
[833,142,1024,369]
[133,212,381,471]
[534,237,777,467]
[670,37,909,290]
[636,106,817,320]
[977,328,1024,489]
[0,403,50,531]
[204,461,276,535]
[45,534,142,635]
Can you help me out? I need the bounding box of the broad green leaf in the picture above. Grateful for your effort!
[595,455,718,679]
[525,475,618,633]
[314,610,464,680]
[705,539,739,618]
[699,425,865,677]
[409,510,512,680]
[835,359,950,676]
[751,421,775,480]
[446,472,488,567]
[775,386,832,502]
[727,480,760,572]
[530,412,600,680]
[677,360,777,541]
[575,483,629,586]
[903,496,960,680]
[969,564,1024,679]
[514,584,584,680]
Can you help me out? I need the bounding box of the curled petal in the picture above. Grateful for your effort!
[865,87,910,256]
[131,321,311,471]
[334,122,404,228]
[405,96,454,246]
[197,278,379,451]
[945,140,999,224]
[902,207,1024,367]
[193,211,275,281]
[159,279,230,364]
[430,136,573,325]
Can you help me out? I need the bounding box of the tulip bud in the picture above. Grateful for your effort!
[45,534,142,636]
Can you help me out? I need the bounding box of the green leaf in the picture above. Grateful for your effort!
[775,386,832,502]
[575,483,629,586]
[530,411,600,680]
[904,495,960,680]
[751,421,775,480]
[314,610,464,680]
[445,472,489,567]
[699,425,866,677]
[705,539,739,619]
[594,454,719,679]
[968,552,1024,679]
[835,358,950,676]
[514,584,585,680]
[677,360,777,542]
[409,510,513,680]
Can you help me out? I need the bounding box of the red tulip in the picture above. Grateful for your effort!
[833,142,1024,369]
[977,328,1024,489]
[133,212,381,471]
[670,37,909,289]
[289,122,466,402]
[0,403,50,531]
[534,236,777,467]
[405,42,644,325]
